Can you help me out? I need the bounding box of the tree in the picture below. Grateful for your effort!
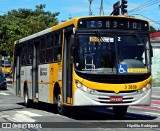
[0,4,59,58]
[150,26,157,33]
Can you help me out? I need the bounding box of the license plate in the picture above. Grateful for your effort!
[110,96,123,102]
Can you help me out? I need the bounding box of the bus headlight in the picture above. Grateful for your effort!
[75,80,95,94]
[137,84,151,94]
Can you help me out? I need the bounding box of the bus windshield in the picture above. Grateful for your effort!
[75,34,150,74]
[0,60,11,67]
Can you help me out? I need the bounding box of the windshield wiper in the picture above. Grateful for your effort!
[132,31,149,50]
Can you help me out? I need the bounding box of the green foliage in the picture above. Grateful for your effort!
[150,26,157,33]
[0,4,59,58]
[152,82,160,87]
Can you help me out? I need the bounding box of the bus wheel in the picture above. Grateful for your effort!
[57,94,64,115]
[113,106,128,117]
[24,86,31,107]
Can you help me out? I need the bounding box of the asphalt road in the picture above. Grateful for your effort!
[0,85,160,131]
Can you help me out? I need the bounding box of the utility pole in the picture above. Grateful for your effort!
[88,0,93,16]
[99,0,104,16]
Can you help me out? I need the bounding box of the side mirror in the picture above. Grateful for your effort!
[69,35,75,57]
[70,35,75,48]
[150,44,153,57]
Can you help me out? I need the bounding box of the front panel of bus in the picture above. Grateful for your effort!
[1,60,12,77]
[72,17,152,106]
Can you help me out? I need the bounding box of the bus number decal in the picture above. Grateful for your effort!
[106,21,110,28]
[113,21,117,28]
[91,21,95,27]
[118,37,121,41]
[125,85,137,90]
[98,21,102,27]
[133,22,137,29]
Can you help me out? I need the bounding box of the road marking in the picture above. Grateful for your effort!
[10,111,42,122]
[12,113,36,122]
[133,105,160,111]
[152,95,160,98]
[132,100,160,111]
[144,112,160,116]
[151,100,160,104]
[0,92,10,95]
[1,114,17,122]
[152,104,160,108]
[15,111,42,117]
[0,111,40,122]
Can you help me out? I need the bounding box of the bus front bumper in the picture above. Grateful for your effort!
[73,88,151,106]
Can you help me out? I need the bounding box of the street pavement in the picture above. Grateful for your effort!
[0,85,160,131]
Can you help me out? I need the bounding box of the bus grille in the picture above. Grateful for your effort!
[88,89,140,104]
[97,90,136,93]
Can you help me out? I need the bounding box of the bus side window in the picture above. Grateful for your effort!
[21,55,26,66]
[57,47,62,61]
[21,43,28,66]
[40,51,45,63]
[46,33,53,63]
[27,41,33,65]
[27,53,33,65]
[53,31,62,62]
[53,47,62,62]
[40,36,46,64]
[46,49,53,62]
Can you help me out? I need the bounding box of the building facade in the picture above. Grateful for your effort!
[150,31,160,87]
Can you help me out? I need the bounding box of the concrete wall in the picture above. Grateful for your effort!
[151,41,160,87]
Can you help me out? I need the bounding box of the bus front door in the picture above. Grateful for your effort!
[32,41,40,99]
[62,32,73,104]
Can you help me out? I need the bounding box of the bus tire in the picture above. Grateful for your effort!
[113,106,128,117]
[24,84,31,107]
[57,94,65,115]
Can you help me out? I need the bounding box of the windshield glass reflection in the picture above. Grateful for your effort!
[75,34,149,74]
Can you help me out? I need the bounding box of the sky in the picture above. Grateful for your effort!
[0,0,160,29]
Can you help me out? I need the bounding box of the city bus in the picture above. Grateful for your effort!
[13,15,152,116]
[0,59,12,77]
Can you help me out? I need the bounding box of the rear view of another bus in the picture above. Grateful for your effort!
[0,60,12,78]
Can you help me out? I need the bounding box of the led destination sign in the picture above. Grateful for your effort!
[78,18,149,30]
